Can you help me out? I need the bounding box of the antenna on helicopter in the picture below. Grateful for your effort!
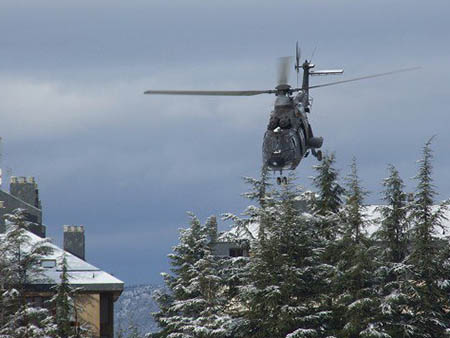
[310,46,317,63]
[295,41,301,87]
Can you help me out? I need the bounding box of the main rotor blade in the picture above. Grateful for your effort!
[277,56,291,85]
[308,67,420,89]
[144,89,275,96]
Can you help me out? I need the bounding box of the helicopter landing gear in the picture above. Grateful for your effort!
[276,176,288,185]
[311,149,323,161]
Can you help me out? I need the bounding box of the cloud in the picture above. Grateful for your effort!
[1,0,450,285]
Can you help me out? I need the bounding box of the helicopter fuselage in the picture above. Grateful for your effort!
[263,92,321,173]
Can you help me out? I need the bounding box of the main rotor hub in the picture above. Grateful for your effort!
[275,84,292,97]
[274,95,291,107]
[276,84,290,91]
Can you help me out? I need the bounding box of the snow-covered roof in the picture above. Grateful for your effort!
[365,205,450,238]
[221,205,450,241]
[2,230,124,293]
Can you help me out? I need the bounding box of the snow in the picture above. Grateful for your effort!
[365,204,450,238]
[0,229,123,289]
[286,328,318,338]
[218,221,259,241]
[222,205,450,240]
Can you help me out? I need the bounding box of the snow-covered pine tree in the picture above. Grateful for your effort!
[0,227,16,327]
[151,214,232,338]
[238,176,332,338]
[400,138,450,336]
[0,209,56,336]
[204,215,247,328]
[225,166,272,243]
[0,300,59,338]
[330,159,384,338]
[340,159,368,244]
[50,253,91,338]
[309,152,345,335]
[2,209,53,294]
[371,164,413,336]
[311,152,345,218]
[375,165,410,265]
[52,253,73,337]
[218,169,273,337]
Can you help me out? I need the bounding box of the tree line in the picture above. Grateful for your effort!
[151,140,450,338]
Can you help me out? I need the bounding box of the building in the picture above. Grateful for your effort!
[0,176,124,338]
[207,216,250,258]
[0,176,45,237]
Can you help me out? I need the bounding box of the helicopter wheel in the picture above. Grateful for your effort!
[282,176,288,185]
[317,150,323,161]
[276,177,282,185]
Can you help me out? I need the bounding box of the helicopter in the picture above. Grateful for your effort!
[144,43,418,185]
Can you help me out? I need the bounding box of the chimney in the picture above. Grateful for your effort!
[207,216,218,242]
[64,225,85,260]
[10,176,41,209]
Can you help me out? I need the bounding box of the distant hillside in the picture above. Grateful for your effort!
[115,284,162,336]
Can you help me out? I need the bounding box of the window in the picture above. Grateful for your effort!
[41,259,56,268]
[229,248,244,257]
[0,201,4,208]
[25,296,51,309]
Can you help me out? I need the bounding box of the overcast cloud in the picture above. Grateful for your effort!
[0,0,449,284]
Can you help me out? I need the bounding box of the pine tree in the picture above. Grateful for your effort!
[0,209,54,335]
[151,214,233,338]
[53,254,73,337]
[225,166,272,243]
[340,159,368,244]
[0,301,58,337]
[330,159,384,337]
[375,165,409,264]
[311,152,345,218]
[2,209,53,292]
[238,177,332,338]
[50,253,91,338]
[400,139,450,336]
[371,165,413,336]
[310,153,345,336]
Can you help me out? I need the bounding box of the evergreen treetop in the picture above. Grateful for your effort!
[374,164,410,264]
[341,158,369,244]
[400,138,450,336]
[152,214,234,338]
[312,152,345,216]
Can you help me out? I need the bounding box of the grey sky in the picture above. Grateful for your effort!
[0,0,449,284]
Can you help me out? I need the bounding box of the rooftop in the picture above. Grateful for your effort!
[1,229,124,293]
[220,205,450,241]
